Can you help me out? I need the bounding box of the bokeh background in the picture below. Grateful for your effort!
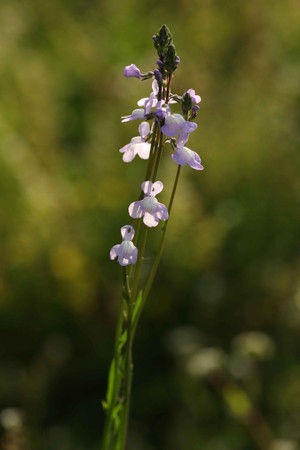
[0,0,299,449]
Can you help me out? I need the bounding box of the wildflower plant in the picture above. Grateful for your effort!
[102,25,204,450]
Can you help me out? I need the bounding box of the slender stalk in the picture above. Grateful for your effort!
[150,129,164,181]
[144,122,160,183]
[165,75,171,103]
[101,283,128,450]
[102,261,141,450]
[116,268,134,450]
[131,225,148,302]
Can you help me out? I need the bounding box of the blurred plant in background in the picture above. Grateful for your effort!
[0,0,299,449]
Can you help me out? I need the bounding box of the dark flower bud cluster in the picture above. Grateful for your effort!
[153,25,180,78]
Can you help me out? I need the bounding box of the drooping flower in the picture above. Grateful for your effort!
[119,122,151,162]
[161,113,197,146]
[176,121,198,147]
[128,181,168,227]
[123,64,142,78]
[121,108,145,123]
[172,146,204,170]
[110,225,138,266]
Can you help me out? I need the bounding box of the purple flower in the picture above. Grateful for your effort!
[119,122,151,162]
[128,181,169,227]
[161,113,197,146]
[154,101,168,120]
[172,146,204,170]
[161,113,185,137]
[144,92,157,115]
[186,88,201,104]
[121,108,145,123]
[137,80,159,113]
[177,121,198,146]
[123,64,142,79]
[110,225,138,266]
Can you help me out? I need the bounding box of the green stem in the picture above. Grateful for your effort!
[101,294,127,449]
[116,267,134,450]
[131,224,148,303]
[102,265,135,450]
[144,122,159,183]
[150,129,164,181]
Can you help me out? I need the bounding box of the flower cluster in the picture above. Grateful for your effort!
[110,25,204,266]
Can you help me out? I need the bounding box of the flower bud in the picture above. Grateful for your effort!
[123,64,142,78]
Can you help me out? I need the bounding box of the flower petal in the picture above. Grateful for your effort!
[128,200,144,218]
[144,93,157,114]
[121,225,135,240]
[122,146,136,162]
[183,121,198,133]
[123,64,141,78]
[151,180,164,195]
[155,202,169,220]
[172,146,204,170]
[141,180,163,196]
[110,244,120,260]
[119,143,130,153]
[187,88,201,104]
[117,241,138,266]
[121,108,145,123]
[152,79,159,95]
[138,121,150,139]
[134,142,151,160]
[161,113,186,137]
[141,181,153,195]
[143,212,159,227]
[137,97,148,106]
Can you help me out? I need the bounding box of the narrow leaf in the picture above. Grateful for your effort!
[132,290,143,325]
[104,358,116,409]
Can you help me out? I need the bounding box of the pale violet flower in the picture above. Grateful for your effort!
[110,225,138,266]
[138,80,175,116]
[172,146,204,170]
[119,122,151,162]
[177,120,198,146]
[137,80,159,112]
[161,113,197,146]
[186,88,201,104]
[143,92,157,115]
[154,101,169,120]
[121,108,145,123]
[128,181,168,227]
[123,64,142,78]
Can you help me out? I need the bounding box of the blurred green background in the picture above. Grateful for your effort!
[0,0,299,449]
